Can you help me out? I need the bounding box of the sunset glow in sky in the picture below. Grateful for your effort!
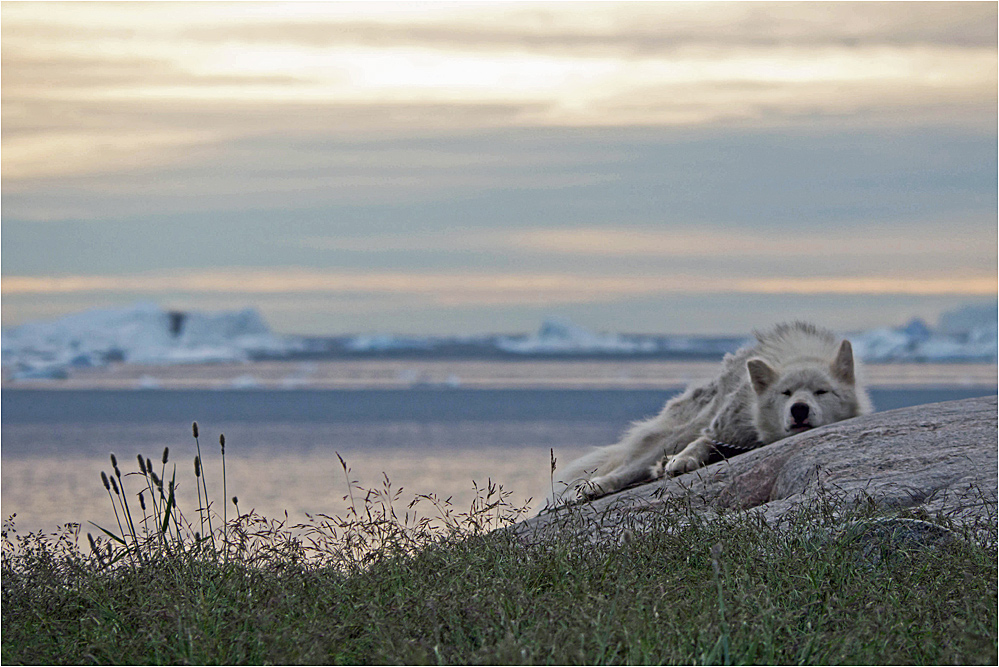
[2,1,996,334]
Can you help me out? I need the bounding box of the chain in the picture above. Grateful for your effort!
[706,437,762,460]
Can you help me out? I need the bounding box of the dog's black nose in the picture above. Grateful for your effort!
[790,403,810,423]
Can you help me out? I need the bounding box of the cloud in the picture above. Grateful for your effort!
[1,98,553,183]
[4,120,995,226]
[1,2,994,338]
[2,1,994,193]
[182,3,998,52]
[288,223,997,289]
[0,52,304,92]
[3,269,992,306]
[505,226,990,259]
[294,221,994,261]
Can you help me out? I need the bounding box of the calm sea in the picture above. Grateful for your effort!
[3,366,995,535]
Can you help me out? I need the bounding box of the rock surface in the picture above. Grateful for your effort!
[515,396,998,545]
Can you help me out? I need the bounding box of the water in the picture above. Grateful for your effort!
[3,369,995,535]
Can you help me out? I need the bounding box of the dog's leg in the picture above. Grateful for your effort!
[663,436,714,476]
[584,447,666,499]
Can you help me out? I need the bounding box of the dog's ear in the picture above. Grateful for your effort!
[830,339,855,385]
[747,358,777,394]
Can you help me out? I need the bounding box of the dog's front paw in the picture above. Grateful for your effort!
[665,454,702,476]
[580,477,609,500]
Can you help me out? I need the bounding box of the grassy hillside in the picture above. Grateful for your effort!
[3,429,996,665]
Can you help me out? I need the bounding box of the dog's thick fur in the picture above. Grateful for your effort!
[549,322,872,504]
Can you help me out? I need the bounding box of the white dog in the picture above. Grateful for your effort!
[549,322,872,504]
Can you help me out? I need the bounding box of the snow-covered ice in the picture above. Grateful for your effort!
[344,333,436,353]
[2,302,301,379]
[497,317,657,354]
[2,303,995,383]
[850,304,997,363]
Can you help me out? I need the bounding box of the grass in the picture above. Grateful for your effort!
[2,424,996,665]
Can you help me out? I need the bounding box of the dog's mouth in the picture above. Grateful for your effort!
[788,423,813,434]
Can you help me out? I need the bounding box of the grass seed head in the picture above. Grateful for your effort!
[110,475,120,495]
[101,471,110,490]
[162,447,169,464]
[138,491,146,511]
[137,454,146,474]
[192,421,199,438]
[219,433,225,452]
[194,456,201,477]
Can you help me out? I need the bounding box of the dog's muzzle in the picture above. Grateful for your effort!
[788,402,813,433]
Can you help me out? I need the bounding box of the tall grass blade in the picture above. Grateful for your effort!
[192,423,215,551]
[87,521,126,545]
[221,433,227,558]
[162,481,175,536]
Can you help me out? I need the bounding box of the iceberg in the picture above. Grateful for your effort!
[3,302,994,379]
[937,304,998,338]
[344,334,436,353]
[500,309,996,362]
[851,304,997,363]
[497,317,657,355]
[2,302,300,379]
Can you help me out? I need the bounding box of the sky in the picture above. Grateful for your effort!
[2,0,996,335]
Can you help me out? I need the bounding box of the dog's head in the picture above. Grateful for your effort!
[747,339,865,443]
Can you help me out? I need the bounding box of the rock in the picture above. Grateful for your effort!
[836,518,958,569]
[514,396,997,546]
